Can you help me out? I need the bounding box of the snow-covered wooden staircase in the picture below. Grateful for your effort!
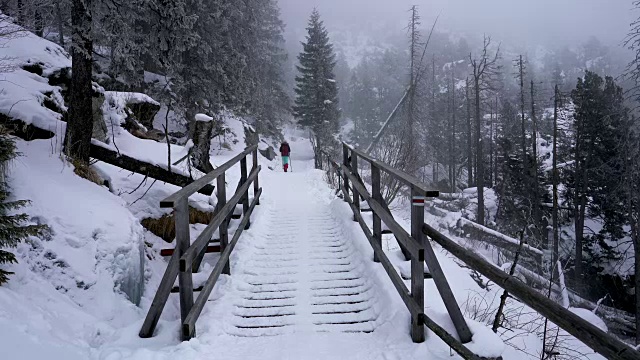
[225,195,380,336]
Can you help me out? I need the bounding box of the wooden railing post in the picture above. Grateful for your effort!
[252,149,259,205]
[217,173,230,275]
[371,164,382,263]
[176,198,194,338]
[240,156,250,229]
[410,186,425,343]
[352,154,360,221]
[342,144,350,202]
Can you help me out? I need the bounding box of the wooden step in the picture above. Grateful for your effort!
[160,245,221,257]
[381,229,393,235]
[361,208,373,212]
[171,286,204,293]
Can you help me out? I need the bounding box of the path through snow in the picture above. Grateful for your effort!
[99,130,503,359]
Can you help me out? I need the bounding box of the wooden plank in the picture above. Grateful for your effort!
[371,164,382,263]
[352,154,360,220]
[175,199,194,332]
[182,188,262,340]
[252,149,260,205]
[240,156,250,229]
[420,314,500,360]
[421,230,473,342]
[341,183,423,319]
[423,223,640,360]
[342,144,350,202]
[217,173,230,275]
[161,245,220,257]
[180,167,260,272]
[410,186,425,343]
[347,144,440,197]
[171,286,204,293]
[139,247,181,337]
[341,164,423,259]
[90,143,215,196]
[161,144,258,208]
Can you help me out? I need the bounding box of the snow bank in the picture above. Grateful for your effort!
[10,140,146,305]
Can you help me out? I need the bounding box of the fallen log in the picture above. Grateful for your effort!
[90,143,215,196]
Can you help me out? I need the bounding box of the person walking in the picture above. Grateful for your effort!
[279,141,291,172]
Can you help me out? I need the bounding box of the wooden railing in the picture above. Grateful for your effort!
[139,145,262,341]
[424,224,640,360]
[320,143,474,353]
[322,141,640,360]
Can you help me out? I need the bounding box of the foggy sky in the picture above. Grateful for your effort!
[278,0,636,49]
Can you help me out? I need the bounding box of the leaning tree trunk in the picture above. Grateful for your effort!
[65,0,93,164]
[474,74,485,226]
[191,116,214,174]
[465,78,473,188]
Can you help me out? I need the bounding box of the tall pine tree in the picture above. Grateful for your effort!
[293,9,340,167]
[0,128,46,284]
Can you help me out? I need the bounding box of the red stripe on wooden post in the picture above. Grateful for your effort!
[412,196,425,206]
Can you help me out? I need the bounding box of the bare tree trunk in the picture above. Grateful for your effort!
[493,230,526,332]
[35,10,44,37]
[432,57,438,184]
[552,85,560,277]
[493,96,499,185]
[474,69,484,225]
[489,99,494,187]
[518,55,528,187]
[65,0,93,164]
[531,79,541,246]
[191,116,214,173]
[574,106,588,288]
[449,66,456,192]
[408,5,418,137]
[55,1,65,46]
[16,0,25,26]
[466,77,473,187]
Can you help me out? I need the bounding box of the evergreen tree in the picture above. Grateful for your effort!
[568,71,631,284]
[0,129,46,284]
[293,9,340,166]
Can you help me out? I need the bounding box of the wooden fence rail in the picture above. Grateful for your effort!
[320,143,474,354]
[139,145,262,340]
[321,141,640,360]
[423,223,640,360]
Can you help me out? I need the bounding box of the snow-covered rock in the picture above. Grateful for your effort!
[0,15,69,133]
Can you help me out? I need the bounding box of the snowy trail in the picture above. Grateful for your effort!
[222,172,381,337]
[96,131,504,359]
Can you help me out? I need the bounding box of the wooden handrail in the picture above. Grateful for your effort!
[346,144,439,197]
[341,163,423,259]
[182,188,262,339]
[180,166,260,271]
[339,177,423,318]
[321,144,490,356]
[160,144,258,208]
[140,145,262,340]
[423,223,640,360]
